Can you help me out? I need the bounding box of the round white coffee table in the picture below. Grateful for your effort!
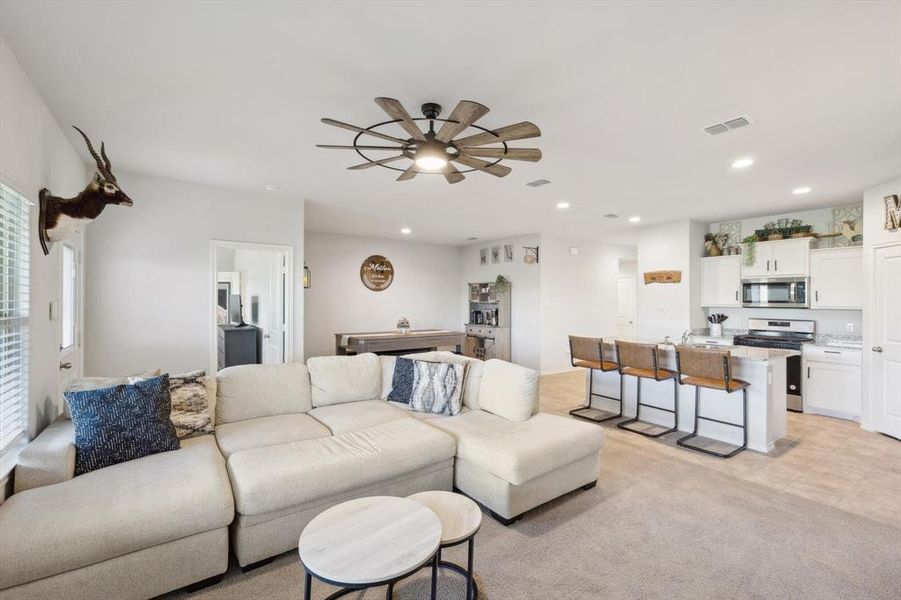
[408,491,482,600]
[299,496,442,600]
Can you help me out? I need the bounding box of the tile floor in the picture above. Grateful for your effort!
[540,370,901,527]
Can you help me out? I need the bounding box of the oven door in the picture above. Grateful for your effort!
[742,277,809,308]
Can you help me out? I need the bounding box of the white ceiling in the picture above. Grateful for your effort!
[2,1,899,245]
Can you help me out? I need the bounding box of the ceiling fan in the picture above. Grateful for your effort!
[316,97,541,184]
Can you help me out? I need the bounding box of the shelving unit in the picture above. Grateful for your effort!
[464,282,511,361]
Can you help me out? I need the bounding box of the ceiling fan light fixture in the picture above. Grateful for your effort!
[413,142,449,171]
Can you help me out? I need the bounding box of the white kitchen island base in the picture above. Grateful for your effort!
[586,346,791,453]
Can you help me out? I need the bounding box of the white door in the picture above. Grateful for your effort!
[58,238,83,396]
[770,239,810,276]
[261,253,286,364]
[616,276,636,339]
[810,247,863,309]
[872,243,901,439]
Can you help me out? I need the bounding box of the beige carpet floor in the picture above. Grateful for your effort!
[165,373,901,600]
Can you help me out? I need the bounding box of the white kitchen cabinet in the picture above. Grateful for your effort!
[803,346,862,420]
[700,255,741,307]
[810,247,863,309]
[741,238,812,278]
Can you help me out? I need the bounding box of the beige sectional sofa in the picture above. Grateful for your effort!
[0,351,603,598]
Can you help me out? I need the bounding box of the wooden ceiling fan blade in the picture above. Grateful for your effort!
[443,163,465,184]
[374,97,426,141]
[316,144,406,151]
[321,118,409,145]
[396,164,418,181]
[461,148,542,162]
[452,121,541,148]
[435,100,490,143]
[452,155,512,177]
[347,155,406,170]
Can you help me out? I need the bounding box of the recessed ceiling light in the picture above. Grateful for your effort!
[628,216,641,223]
[400,227,411,235]
[263,184,279,191]
[556,202,570,209]
[731,157,755,169]
[792,186,812,195]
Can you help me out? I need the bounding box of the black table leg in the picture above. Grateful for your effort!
[467,537,475,600]
[431,553,438,599]
[386,581,394,600]
[304,570,312,600]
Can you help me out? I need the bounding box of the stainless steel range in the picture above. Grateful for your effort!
[733,318,815,412]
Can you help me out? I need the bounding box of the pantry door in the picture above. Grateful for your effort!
[871,243,901,439]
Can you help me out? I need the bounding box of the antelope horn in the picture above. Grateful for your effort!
[100,142,114,181]
[72,126,110,178]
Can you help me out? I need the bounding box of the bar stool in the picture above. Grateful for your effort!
[674,345,749,458]
[568,336,623,423]
[615,340,679,437]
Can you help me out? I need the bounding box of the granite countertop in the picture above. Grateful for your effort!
[601,338,797,362]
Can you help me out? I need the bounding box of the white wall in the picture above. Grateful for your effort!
[861,178,901,430]
[84,172,304,375]
[539,236,636,373]
[304,231,461,360]
[459,235,542,370]
[636,220,706,342]
[0,38,87,438]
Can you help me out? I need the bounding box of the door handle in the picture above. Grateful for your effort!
[815,290,819,302]
[735,290,739,301]
[263,334,271,339]
[807,366,810,378]
[59,362,72,370]
[872,346,883,353]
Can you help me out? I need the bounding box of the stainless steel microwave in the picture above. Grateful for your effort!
[741,277,809,308]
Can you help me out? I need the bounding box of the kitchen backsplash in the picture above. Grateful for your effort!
[702,307,862,336]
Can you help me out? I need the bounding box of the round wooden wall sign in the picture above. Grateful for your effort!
[360,255,394,291]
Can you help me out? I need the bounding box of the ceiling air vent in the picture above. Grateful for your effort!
[526,179,551,187]
[703,116,752,136]
[603,213,619,219]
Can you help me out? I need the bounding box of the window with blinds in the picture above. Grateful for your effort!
[0,183,30,451]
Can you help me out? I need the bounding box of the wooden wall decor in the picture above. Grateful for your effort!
[38,126,133,255]
[885,194,901,231]
[360,255,394,291]
[643,270,682,284]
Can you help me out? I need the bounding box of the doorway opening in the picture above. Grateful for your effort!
[210,241,294,374]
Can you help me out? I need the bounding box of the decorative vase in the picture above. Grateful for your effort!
[709,324,723,337]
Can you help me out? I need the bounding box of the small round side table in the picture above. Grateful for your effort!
[298,496,442,600]
[408,491,482,600]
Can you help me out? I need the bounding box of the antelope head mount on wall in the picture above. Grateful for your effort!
[38,126,133,255]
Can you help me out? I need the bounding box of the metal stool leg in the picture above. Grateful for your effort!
[677,385,748,458]
[617,376,678,438]
[570,369,624,423]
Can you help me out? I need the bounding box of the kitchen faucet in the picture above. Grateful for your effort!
[681,330,692,345]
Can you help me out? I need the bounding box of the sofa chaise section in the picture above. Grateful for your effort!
[0,435,234,600]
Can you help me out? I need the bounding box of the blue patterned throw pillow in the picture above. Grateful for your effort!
[388,357,416,403]
[65,375,180,476]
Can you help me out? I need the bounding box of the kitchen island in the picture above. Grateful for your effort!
[586,341,796,453]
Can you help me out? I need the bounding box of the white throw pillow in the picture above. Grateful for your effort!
[478,359,538,422]
[307,353,381,407]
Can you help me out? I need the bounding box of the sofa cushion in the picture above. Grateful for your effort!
[216,363,312,424]
[403,352,484,411]
[65,375,180,476]
[226,418,456,516]
[13,416,75,494]
[478,359,538,422]
[215,413,331,458]
[0,436,234,589]
[308,353,381,407]
[425,411,603,485]
[308,399,410,435]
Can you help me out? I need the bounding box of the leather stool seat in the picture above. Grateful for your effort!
[573,359,618,372]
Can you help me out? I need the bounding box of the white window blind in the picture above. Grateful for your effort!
[0,183,30,451]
